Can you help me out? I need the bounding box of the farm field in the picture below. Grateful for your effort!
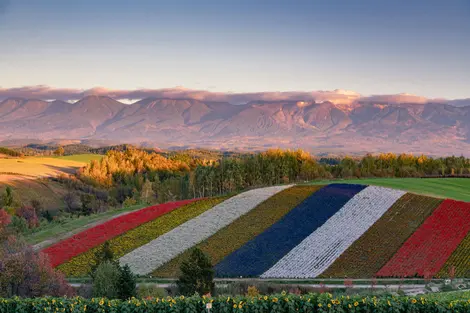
[55,154,104,163]
[307,178,470,202]
[32,182,470,279]
[0,156,87,178]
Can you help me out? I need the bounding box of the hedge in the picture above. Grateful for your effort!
[153,185,322,277]
[1,293,470,313]
[57,197,229,277]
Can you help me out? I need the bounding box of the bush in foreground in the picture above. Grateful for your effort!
[0,236,74,297]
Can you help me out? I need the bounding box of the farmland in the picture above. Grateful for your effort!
[153,185,321,278]
[308,177,470,202]
[0,156,87,178]
[58,197,229,277]
[31,182,470,280]
[376,199,470,278]
[320,194,443,278]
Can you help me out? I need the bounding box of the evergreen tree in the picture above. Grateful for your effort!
[177,248,214,296]
[1,186,14,207]
[118,264,137,300]
[89,241,115,278]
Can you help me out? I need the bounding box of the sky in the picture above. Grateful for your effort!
[0,0,469,101]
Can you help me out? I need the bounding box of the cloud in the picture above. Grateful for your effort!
[0,85,464,106]
[360,93,446,104]
[0,85,363,105]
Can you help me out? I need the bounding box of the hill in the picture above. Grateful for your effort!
[37,184,470,279]
[0,97,470,156]
[0,155,101,213]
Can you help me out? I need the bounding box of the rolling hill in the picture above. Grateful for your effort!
[39,183,470,279]
[0,96,469,155]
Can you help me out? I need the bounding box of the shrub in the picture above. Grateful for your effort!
[0,209,11,229]
[9,216,28,234]
[92,262,121,299]
[0,236,74,297]
[246,286,260,297]
[16,206,39,228]
[137,284,168,299]
[177,248,214,296]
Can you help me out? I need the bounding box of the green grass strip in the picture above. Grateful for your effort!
[319,193,443,278]
[152,185,323,278]
[57,197,229,277]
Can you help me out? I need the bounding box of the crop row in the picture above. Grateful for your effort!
[57,197,228,277]
[153,185,322,277]
[438,224,470,278]
[42,199,197,267]
[119,185,293,275]
[262,186,406,278]
[2,294,470,313]
[214,184,367,278]
[377,199,470,277]
[320,193,443,278]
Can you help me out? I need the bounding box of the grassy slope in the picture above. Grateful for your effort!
[0,179,67,213]
[27,203,147,247]
[0,156,87,177]
[308,178,470,202]
[56,154,104,163]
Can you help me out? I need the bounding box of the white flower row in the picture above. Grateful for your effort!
[261,186,405,278]
[119,184,293,275]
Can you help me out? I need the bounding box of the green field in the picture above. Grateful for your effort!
[56,154,103,163]
[308,178,470,202]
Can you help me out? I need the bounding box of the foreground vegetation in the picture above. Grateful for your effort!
[2,293,470,313]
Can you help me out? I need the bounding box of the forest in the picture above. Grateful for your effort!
[77,148,470,206]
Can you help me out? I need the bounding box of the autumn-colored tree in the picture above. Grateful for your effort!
[0,209,11,230]
[16,206,39,228]
[54,146,65,156]
[0,236,74,297]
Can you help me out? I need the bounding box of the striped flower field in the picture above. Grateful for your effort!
[44,183,470,279]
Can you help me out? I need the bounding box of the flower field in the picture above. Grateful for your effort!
[438,231,470,278]
[42,199,197,267]
[214,184,366,277]
[57,197,229,277]
[119,185,293,275]
[152,185,322,277]
[319,193,443,278]
[377,199,470,278]
[34,182,470,279]
[3,293,470,313]
[261,186,405,278]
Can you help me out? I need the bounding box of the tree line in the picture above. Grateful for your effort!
[76,148,470,204]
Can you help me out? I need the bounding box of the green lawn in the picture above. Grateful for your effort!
[56,154,104,163]
[26,203,147,246]
[308,178,470,202]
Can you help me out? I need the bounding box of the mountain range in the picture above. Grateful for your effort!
[1,95,469,156]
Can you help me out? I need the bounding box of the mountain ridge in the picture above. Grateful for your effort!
[1,96,469,156]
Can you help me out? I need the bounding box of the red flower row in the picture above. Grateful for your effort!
[376,199,470,277]
[42,199,198,267]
